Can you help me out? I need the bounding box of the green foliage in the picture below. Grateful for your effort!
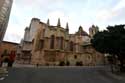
[91,24,125,71]
[91,24,125,56]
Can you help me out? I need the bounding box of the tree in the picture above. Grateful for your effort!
[91,25,125,72]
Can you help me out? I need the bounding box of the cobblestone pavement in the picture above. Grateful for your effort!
[0,66,125,83]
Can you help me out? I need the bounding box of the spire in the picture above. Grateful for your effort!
[78,26,83,32]
[47,19,50,25]
[66,22,69,31]
[57,18,61,27]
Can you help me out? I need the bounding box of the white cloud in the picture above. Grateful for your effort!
[4,0,125,43]
[4,1,32,43]
[96,0,125,21]
[4,0,60,43]
[4,32,22,43]
[96,10,115,21]
[47,10,70,26]
[4,22,25,43]
[113,0,125,11]
[47,11,84,33]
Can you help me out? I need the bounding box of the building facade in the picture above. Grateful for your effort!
[17,18,104,66]
[0,41,18,56]
[0,0,13,43]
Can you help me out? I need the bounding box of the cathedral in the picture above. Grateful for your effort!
[16,18,105,66]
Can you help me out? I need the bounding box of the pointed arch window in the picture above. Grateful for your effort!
[70,41,73,51]
[50,35,55,49]
[60,37,63,49]
[39,40,44,49]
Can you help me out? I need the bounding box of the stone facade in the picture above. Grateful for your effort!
[17,18,105,66]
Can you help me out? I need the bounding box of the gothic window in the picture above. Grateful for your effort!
[56,37,59,49]
[60,37,63,49]
[39,40,44,49]
[65,40,69,51]
[70,41,73,51]
[50,35,55,49]
[42,29,45,37]
[74,55,77,59]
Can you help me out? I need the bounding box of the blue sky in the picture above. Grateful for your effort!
[4,0,125,43]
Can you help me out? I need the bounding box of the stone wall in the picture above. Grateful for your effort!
[31,47,104,66]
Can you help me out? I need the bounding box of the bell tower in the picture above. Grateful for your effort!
[89,25,99,38]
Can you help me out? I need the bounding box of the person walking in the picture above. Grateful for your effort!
[1,50,8,67]
[0,55,2,67]
[36,63,39,68]
[8,51,16,67]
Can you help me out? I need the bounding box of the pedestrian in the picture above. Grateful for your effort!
[1,50,8,67]
[0,55,2,67]
[36,63,39,68]
[8,51,16,67]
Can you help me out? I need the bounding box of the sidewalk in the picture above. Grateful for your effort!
[13,63,35,68]
[102,65,125,81]
[13,63,106,68]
